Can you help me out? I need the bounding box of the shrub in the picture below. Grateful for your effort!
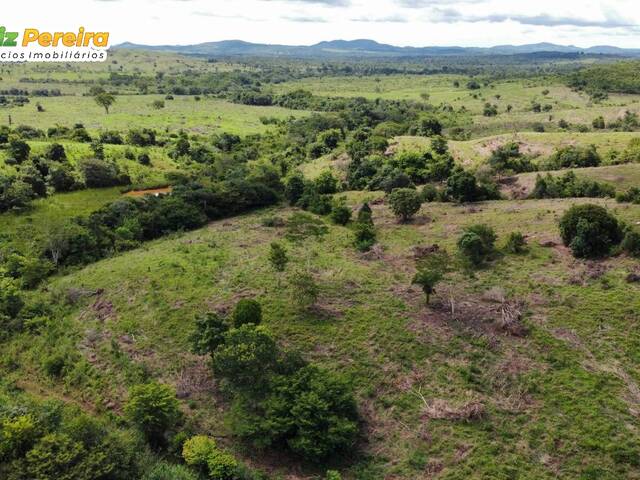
[388,188,421,222]
[285,212,328,242]
[138,153,151,166]
[79,159,129,188]
[621,229,640,257]
[531,172,615,199]
[421,184,438,202]
[354,221,376,252]
[47,164,82,192]
[182,435,218,471]
[544,145,601,169]
[330,203,351,225]
[268,242,289,272]
[284,173,305,205]
[143,462,198,480]
[559,204,622,258]
[8,138,30,163]
[45,143,67,162]
[0,273,24,318]
[488,142,535,174]
[232,299,262,328]
[289,270,319,310]
[457,224,497,266]
[125,383,182,446]
[616,187,640,204]
[504,232,527,254]
[314,171,338,194]
[206,450,238,480]
[446,168,483,203]
[99,130,124,144]
[190,312,229,356]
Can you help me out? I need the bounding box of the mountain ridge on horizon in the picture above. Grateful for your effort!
[115,38,640,57]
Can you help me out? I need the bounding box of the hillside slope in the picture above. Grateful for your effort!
[5,197,640,479]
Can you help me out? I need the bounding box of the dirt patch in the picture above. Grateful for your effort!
[567,260,610,286]
[425,291,529,338]
[499,176,529,200]
[124,186,172,197]
[172,356,217,399]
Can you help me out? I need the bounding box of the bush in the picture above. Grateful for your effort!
[138,153,151,166]
[289,270,319,310]
[559,204,623,258]
[79,159,129,188]
[284,173,305,205]
[616,187,640,204]
[125,383,182,446]
[143,462,198,480]
[0,273,24,318]
[457,224,497,266]
[488,142,535,174]
[421,184,438,202]
[45,143,67,162]
[621,229,640,257]
[47,164,81,192]
[314,171,338,194]
[353,221,376,252]
[268,242,289,272]
[530,172,615,199]
[206,450,238,480]
[182,435,218,471]
[544,145,601,169]
[190,312,229,356]
[445,167,500,203]
[8,138,30,163]
[330,203,351,225]
[504,232,527,254]
[388,188,421,222]
[232,299,262,328]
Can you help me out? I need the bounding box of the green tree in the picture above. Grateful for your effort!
[232,366,358,461]
[125,383,181,446]
[232,299,262,328]
[412,268,442,305]
[94,91,116,114]
[212,324,279,393]
[559,204,622,258]
[388,188,421,222]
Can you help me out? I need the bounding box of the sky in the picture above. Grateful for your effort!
[6,0,640,48]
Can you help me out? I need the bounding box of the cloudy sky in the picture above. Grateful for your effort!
[8,0,640,47]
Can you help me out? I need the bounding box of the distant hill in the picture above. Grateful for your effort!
[115,39,640,58]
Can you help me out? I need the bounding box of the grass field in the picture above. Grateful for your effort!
[273,74,640,117]
[513,163,640,196]
[0,95,309,135]
[4,198,640,479]
[394,132,640,167]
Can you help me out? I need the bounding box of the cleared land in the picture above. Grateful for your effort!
[4,198,639,479]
